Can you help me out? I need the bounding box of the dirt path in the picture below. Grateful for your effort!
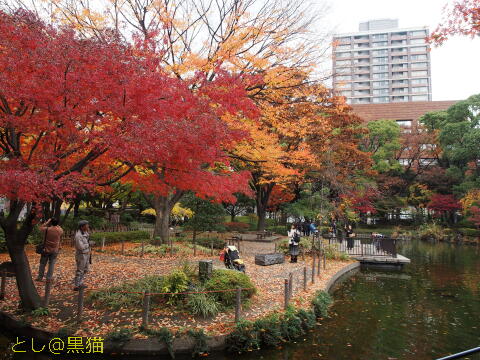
[0,241,352,337]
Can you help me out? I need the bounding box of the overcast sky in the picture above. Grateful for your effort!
[317,0,480,101]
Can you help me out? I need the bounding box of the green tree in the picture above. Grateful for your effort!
[361,119,402,173]
[420,94,480,195]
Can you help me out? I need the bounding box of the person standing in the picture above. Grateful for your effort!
[346,224,355,250]
[74,220,91,291]
[287,224,301,263]
[36,218,63,282]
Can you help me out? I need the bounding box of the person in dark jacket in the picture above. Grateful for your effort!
[346,224,355,250]
[36,218,63,282]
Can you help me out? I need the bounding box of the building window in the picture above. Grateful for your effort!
[336,60,351,66]
[335,82,350,89]
[411,46,427,52]
[371,33,388,40]
[372,65,388,72]
[372,41,388,47]
[354,90,370,96]
[336,67,351,74]
[391,39,407,45]
[354,58,370,64]
[420,144,436,151]
[337,36,351,43]
[372,49,388,56]
[396,120,412,127]
[410,38,426,44]
[392,79,408,85]
[373,88,389,95]
[354,74,370,81]
[373,80,389,88]
[336,52,351,58]
[392,55,408,62]
[336,44,351,50]
[340,90,351,97]
[399,158,410,166]
[373,96,389,103]
[354,35,369,40]
[336,75,352,81]
[353,82,370,88]
[412,95,429,101]
[354,50,370,56]
[410,54,427,61]
[411,78,428,85]
[411,62,428,68]
[410,30,427,37]
[373,72,388,79]
[411,70,428,77]
[412,86,429,93]
[392,71,408,78]
[392,96,408,102]
[372,57,388,64]
[354,66,370,72]
[392,88,408,94]
[392,64,408,70]
[352,98,371,104]
[354,43,370,49]
[419,158,438,166]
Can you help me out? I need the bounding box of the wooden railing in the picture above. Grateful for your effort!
[324,234,397,258]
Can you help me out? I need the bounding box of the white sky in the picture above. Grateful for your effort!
[316,0,480,101]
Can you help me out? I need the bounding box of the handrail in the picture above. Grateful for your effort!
[436,346,480,360]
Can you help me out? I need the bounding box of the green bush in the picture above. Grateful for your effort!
[312,290,333,318]
[87,275,165,310]
[188,329,209,357]
[225,320,260,353]
[187,292,220,318]
[105,328,133,348]
[323,244,350,261]
[90,230,150,244]
[279,306,304,340]
[252,314,283,347]
[418,223,446,241]
[162,270,189,304]
[296,308,316,330]
[277,237,312,254]
[204,269,256,307]
[224,222,250,232]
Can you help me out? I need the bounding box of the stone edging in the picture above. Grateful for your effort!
[0,261,361,356]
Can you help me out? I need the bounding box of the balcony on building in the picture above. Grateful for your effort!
[391,31,407,40]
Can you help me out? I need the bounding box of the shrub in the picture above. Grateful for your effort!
[188,329,209,357]
[90,230,150,244]
[131,244,181,256]
[87,275,165,310]
[162,270,189,304]
[277,237,312,255]
[252,313,283,347]
[296,308,316,330]
[279,306,304,340]
[187,292,220,318]
[156,328,174,359]
[204,269,256,307]
[323,244,350,261]
[418,223,445,241]
[224,222,250,232]
[105,328,133,348]
[312,290,333,318]
[225,320,260,353]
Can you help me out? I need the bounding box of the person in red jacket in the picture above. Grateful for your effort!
[36,218,63,282]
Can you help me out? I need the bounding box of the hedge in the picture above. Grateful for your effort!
[90,231,150,244]
[193,237,225,249]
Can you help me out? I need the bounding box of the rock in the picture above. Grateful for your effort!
[199,260,213,281]
[255,253,285,266]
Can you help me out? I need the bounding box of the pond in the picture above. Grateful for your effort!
[1,240,479,359]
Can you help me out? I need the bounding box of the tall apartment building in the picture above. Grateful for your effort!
[332,19,431,104]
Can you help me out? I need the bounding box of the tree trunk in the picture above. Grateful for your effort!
[2,201,41,311]
[151,191,184,245]
[255,183,275,231]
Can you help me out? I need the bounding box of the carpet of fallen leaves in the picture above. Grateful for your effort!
[0,240,353,338]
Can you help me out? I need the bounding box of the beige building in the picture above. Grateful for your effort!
[333,19,431,104]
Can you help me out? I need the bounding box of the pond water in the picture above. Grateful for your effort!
[1,240,480,359]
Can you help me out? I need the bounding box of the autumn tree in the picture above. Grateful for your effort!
[430,0,480,45]
[427,194,462,223]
